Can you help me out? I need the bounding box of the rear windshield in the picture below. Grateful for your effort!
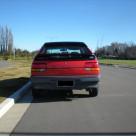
[35,43,95,60]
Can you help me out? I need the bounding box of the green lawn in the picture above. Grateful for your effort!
[0,59,32,103]
[99,59,136,67]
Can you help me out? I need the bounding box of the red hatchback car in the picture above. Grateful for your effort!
[31,42,100,97]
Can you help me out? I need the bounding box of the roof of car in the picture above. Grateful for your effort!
[43,42,87,47]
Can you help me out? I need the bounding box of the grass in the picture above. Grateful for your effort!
[99,59,136,67]
[0,59,32,103]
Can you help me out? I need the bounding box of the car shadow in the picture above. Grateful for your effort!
[0,77,93,104]
[32,91,90,103]
[0,77,29,101]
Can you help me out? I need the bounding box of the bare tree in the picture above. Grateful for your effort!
[0,26,1,52]
[0,26,5,54]
[7,28,13,55]
[95,42,136,59]
[0,25,14,56]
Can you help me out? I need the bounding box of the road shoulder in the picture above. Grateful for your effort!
[0,92,32,134]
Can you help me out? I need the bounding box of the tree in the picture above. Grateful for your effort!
[0,26,5,54]
[95,42,136,59]
[0,25,14,56]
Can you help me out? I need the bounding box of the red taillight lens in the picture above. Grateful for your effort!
[84,62,99,68]
[32,63,46,69]
[84,61,100,74]
[31,61,47,74]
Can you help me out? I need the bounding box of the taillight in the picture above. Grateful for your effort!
[31,61,47,73]
[84,61,99,68]
[84,61,100,73]
[84,67,100,71]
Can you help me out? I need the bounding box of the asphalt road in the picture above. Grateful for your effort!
[2,66,136,135]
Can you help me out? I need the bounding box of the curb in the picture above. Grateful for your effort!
[0,81,31,119]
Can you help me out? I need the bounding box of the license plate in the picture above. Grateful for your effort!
[58,80,74,87]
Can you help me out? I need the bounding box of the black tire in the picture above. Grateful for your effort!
[32,88,40,98]
[88,88,98,97]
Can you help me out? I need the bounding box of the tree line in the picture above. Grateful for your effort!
[0,26,13,56]
[95,42,136,59]
[15,48,37,58]
[1,25,136,60]
[0,25,37,59]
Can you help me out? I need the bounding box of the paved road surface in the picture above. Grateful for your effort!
[1,66,136,135]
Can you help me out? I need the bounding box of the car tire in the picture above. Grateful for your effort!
[88,88,98,97]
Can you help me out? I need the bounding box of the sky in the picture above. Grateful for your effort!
[0,0,136,52]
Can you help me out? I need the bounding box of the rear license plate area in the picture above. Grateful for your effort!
[58,81,74,87]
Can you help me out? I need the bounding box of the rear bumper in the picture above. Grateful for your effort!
[31,75,100,90]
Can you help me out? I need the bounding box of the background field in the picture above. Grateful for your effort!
[99,59,136,67]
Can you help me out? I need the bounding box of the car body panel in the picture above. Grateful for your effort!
[32,60,100,76]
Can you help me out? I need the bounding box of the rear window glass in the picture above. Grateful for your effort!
[40,45,89,55]
[46,47,81,54]
[35,43,95,60]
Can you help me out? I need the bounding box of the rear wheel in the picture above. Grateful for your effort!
[87,88,98,97]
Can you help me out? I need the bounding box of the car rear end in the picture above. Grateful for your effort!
[31,42,100,97]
